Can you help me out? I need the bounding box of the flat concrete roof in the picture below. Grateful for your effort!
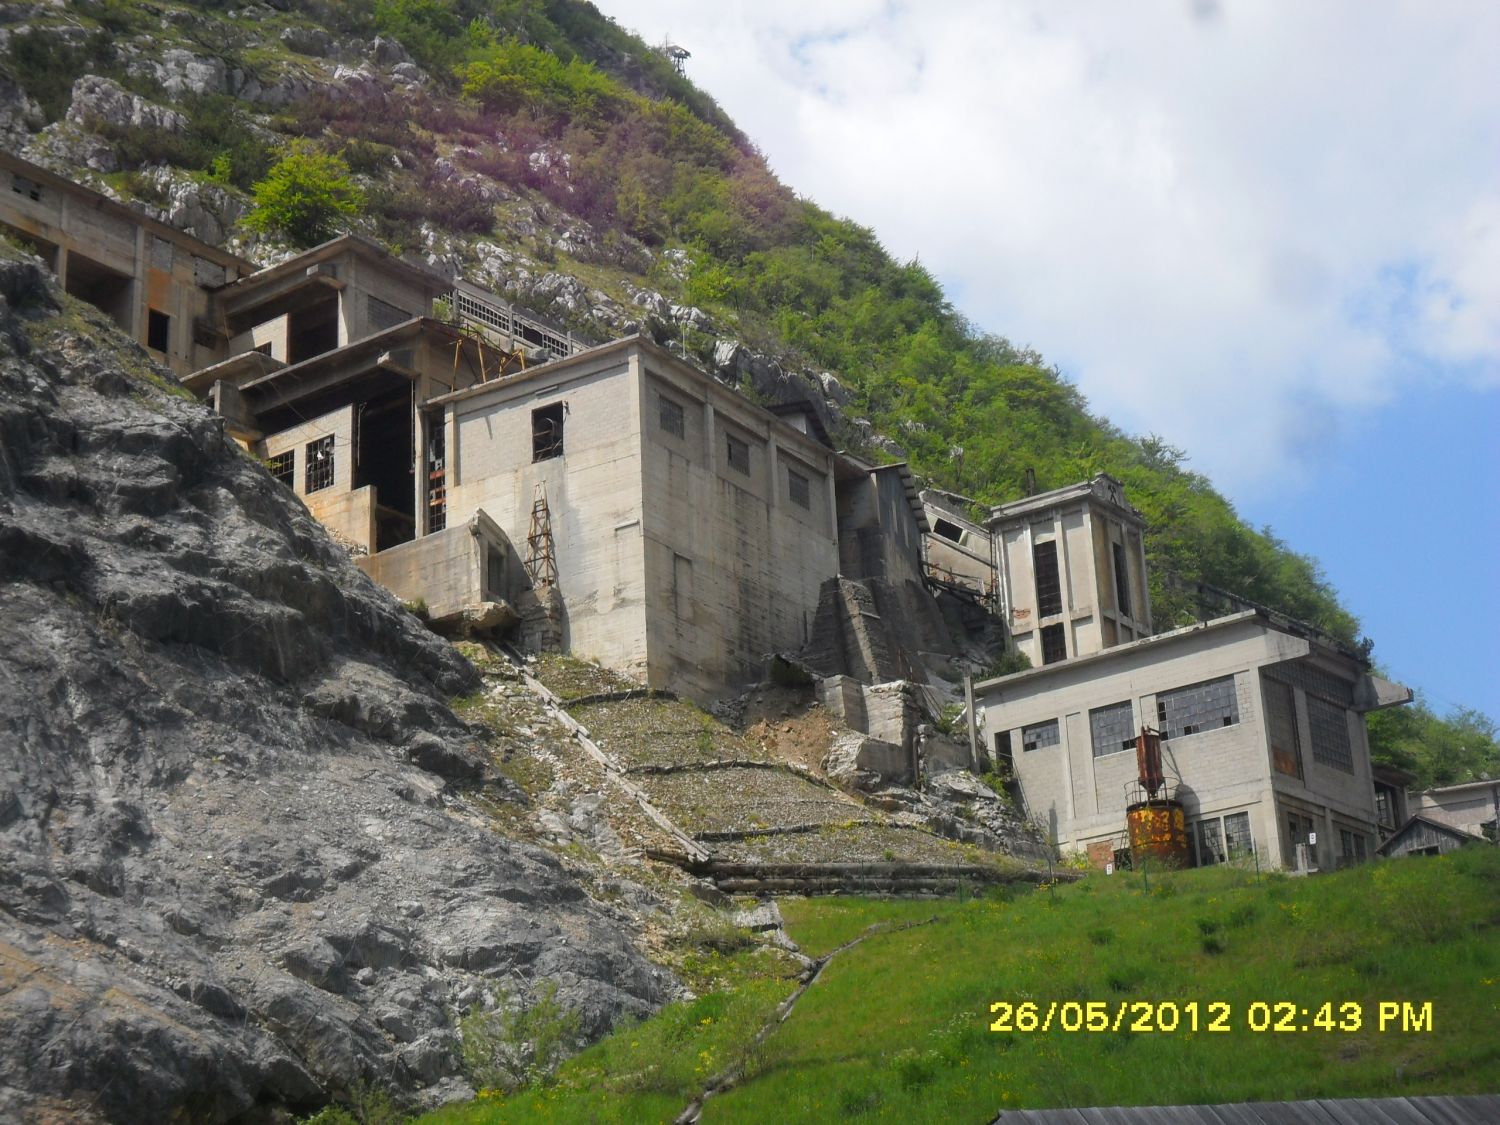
[987,473,1146,529]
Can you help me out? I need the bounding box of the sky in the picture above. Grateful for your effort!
[607,0,1500,723]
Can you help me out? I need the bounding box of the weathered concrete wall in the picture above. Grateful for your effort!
[445,350,650,680]
[1414,786,1500,837]
[638,364,839,697]
[838,468,924,587]
[976,615,1382,869]
[356,509,515,618]
[257,404,376,552]
[1,153,248,375]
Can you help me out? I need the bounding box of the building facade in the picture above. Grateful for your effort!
[989,475,1152,668]
[975,609,1411,871]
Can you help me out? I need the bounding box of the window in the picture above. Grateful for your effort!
[1032,539,1062,617]
[788,469,810,509]
[933,518,964,543]
[1263,675,1302,778]
[1194,818,1227,867]
[305,435,334,492]
[253,341,273,357]
[659,395,685,439]
[1112,542,1131,618]
[1089,700,1134,758]
[267,449,295,489]
[1339,829,1369,866]
[993,730,1014,777]
[726,432,750,475]
[532,402,565,461]
[1021,719,1059,752]
[1224,811,1252,859]
[1265,660,1353,707]
[1040,623,1067,665]
[147,309,170,353]
[1156,676,1239,740]
[1307,696,1353,773]
[1285,811,1316,863]
[1374,787,1394,827]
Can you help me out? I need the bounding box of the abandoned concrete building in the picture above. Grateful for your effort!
[5,154,1431,875]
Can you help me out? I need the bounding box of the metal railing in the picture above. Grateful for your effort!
[451,281,586,360]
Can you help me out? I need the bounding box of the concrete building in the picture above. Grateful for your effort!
[989,475,1152,668]
[1411,779,1500,841]
[920,488,994,603]
[2,150,255,375]
[974,608,1412,871]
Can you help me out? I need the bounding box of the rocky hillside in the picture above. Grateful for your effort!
[0,0,1367,648]
[0,248,674,1121]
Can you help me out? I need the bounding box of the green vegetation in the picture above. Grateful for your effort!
[1369,699,1500,790]
[459,981,583,1093]
[245,143,365,247]
[422,848,1500,1122]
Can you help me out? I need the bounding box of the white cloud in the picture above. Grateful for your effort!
[607,1,1500,494]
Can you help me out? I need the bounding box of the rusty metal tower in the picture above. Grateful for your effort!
[525,484,557,588]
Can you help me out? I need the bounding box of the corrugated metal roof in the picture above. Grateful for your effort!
[991,1095,1500,1124]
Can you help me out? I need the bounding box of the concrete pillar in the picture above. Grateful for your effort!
[767,435,780,510]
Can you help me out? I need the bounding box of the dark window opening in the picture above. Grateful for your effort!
[354,389,416,551]
[532,402,565,461]
[1040,623,1067,665]
[485,548,505,600]
[64,253,133,332]
[1112,541,1131,618]
[305,435,334,492]
[254,341,273,356]
[267,449,295,488]
[1375,787,1393,827]
[726,433,750,475]
[1033,539,1062,617]
[933,518,964,543]
[286,295,339,363]
[659,395,685,438]
[788,469,811,509]
[147,309,170,353]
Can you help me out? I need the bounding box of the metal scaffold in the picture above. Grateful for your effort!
[525,485,557,588]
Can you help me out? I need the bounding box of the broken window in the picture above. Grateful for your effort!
[1089,700,1134,758]
[1194,818,1227,867]
[1112,541,1131,618]
[1374,786,1394,827]
[147,309,170,353]
[1040,623,1067,665]
[788,468,811,509]
[1262,674,1302,778]
[1224,811,1252,859]
[1285,810,1316,861]
[1033,539,1063,617]
[726,432,750,475]
[1021,718,1059,752]
[933,518,964,543]
[1156,676,1238,740]
[532,402,565,462]
[1339,829,1369,865]
[267,449,295,489]
[1307,695,1353,773]
[305,435,334,493]
[659,395,685,439]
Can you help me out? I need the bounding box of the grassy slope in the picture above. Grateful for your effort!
[421,847,1500,1122]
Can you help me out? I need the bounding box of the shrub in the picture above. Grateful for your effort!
[458,981,582,1093]
[245,144,364,247]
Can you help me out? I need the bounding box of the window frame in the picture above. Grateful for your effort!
[304,435,334,493]
[726,432,751,475]
[787,467,811,509]
[532,402,565,462]
[659,394,686,440]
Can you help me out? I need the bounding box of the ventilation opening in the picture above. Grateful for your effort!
[1112,541,1131,618]
[532,402,565,461]
[64,252,133,332]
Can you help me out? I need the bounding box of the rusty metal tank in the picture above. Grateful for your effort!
[1126,799,1190,866]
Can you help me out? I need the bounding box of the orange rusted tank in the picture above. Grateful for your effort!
[1126,799,1190,866]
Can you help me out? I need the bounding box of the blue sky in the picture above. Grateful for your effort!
[609,1,1500,721]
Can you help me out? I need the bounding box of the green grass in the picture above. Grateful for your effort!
[420,848,1500,1123]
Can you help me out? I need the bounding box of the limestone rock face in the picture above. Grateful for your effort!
[65,74,189,134]
[0,255,671,1122]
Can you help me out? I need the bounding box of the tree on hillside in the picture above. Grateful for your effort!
[245,143,365,248]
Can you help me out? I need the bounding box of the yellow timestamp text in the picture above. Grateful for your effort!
[987,1000,1434,1034]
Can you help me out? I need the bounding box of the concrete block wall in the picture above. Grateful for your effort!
[257,404,375,552]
